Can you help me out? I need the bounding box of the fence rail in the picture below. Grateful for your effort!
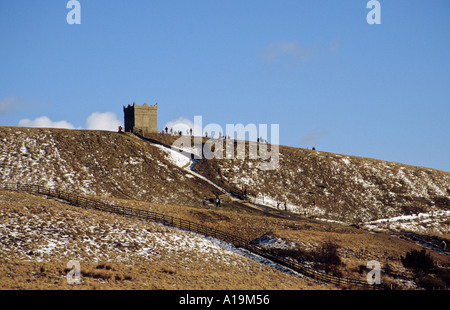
[0,182,383,289]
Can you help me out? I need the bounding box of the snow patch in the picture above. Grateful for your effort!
[153,144,191,168]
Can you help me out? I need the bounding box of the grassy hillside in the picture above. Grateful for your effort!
[194,141,450,230]
[1,127,449,290]
[0,190,325,290]
[0,127,219,206]
[2,185,449,290]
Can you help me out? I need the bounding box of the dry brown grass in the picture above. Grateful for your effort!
[2,126,448,231]
[195,140,450,226]
[1,188,449,290]
[90,193,450,289]
[0,190,328,290]
[1,127,449,290]
[0,127,219,207]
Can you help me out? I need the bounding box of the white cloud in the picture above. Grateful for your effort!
[0,95,49,115]
[18,116,75,129]
[0,95,19,115]
[262,38,341,66]
[328,37,342,52]
[85,112,122,131]
[262,40,313,64]
[17,112,122,131]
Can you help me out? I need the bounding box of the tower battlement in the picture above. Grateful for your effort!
[123,102,158,135]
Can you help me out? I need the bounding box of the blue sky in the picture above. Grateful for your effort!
[0,0,449,171]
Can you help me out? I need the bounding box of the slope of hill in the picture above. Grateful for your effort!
[1,126,450,290]
[0,127,219,207]
[0,189,323,289]
[1,126,448,233]
[3,181,449,290]
[194,142,450,233]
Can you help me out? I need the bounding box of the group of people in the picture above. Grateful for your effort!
[159,127,271,144]
[162,126,193,136]
[257,137,268,144]
[205,132,235,140]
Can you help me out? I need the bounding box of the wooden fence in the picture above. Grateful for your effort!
[0,182,384,290]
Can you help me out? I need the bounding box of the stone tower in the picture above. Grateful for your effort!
[123,102,158,135]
